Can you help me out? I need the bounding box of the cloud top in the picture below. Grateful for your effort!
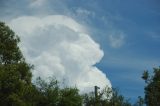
[9,15,111,93]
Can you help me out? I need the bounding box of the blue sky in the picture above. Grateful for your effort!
[1,0,160,103]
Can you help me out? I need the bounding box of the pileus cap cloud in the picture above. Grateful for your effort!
[9,15,111,93]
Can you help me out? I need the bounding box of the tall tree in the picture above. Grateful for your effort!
[0,22,33,106]
[0,22,23,64]
[142,67,160,106]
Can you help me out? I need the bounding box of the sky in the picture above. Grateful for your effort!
[1,0,160,103]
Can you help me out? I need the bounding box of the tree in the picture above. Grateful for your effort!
[142,67,160,106]
[0,22,33,106]
[83,86,132,106]
[83,92,95,106]
[33,77,60,106]
[35,77,82,106]
[58,87,82,106]
[133,96,144,106]
[0,22,23,64]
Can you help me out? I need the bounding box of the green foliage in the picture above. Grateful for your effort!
[34,77,60,106]
[83,92,95,106]
[0,22,33,105]
[108,88,131,106]
[0,22,23,64]
[34,77,82,106]
[58,87,82,106]
[83,86,132,106]
[133,96,144,106]
[142,67,160,106]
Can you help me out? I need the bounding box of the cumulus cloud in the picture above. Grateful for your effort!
[9,15,111,93]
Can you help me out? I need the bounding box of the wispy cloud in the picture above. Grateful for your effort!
[30,0,47,7]
[75,8,95,18]
[108,32,125,48]
[147,31,160,41]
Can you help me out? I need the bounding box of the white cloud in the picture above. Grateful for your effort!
[30,0,47,7]
[109,32,125,48]
[75,8,95,17]
[70,8,96,25]
[9,15,111,93]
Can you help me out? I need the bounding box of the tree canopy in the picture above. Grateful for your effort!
[0,22,23,64]
[0,22,33,106]
[142,67,160,106]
